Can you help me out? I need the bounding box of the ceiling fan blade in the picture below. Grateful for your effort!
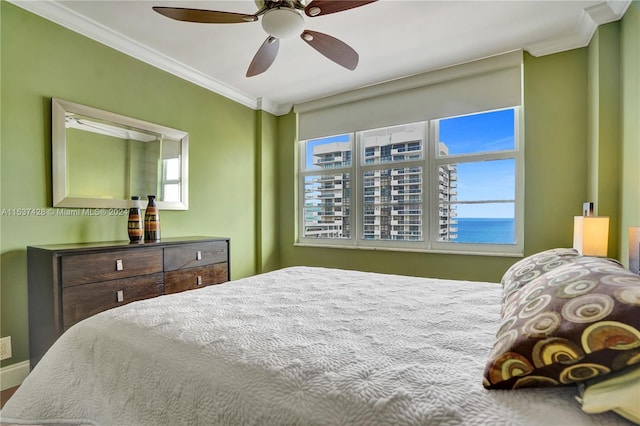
[300,30,358,70]
[152,7,258,24]
[304,0,377,17]
[246,36,280,77]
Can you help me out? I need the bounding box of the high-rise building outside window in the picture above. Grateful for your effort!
[298,108,523,255]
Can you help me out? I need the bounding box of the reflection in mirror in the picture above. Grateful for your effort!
[52,98,188,210]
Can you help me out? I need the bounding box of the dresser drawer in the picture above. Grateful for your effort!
[61,248,163,287]
[62,272,164,328]
[164,241,227,271]
[164,263,228,294]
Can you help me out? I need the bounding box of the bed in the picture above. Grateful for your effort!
[2,255,639,425]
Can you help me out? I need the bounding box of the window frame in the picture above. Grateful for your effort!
[296,107,524,256]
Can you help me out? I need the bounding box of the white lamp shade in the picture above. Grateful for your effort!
[261,8,304,39]
[573,216,609,257]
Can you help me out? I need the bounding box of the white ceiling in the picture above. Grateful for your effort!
[11,0,631,115]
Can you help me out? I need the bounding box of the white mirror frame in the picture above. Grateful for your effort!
[52,98,189,210]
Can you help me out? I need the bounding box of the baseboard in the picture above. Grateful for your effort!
[0,361,30,391]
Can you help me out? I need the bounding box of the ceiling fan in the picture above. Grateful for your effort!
[153,0,377,77]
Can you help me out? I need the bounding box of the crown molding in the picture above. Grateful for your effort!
[7,0,286,116]
[258,98,293,116]
[526,0,631,57]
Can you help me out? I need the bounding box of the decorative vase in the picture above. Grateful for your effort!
[127,196,144,243]
[144,195,161,242]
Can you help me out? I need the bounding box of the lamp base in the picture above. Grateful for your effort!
[630,226,640,275]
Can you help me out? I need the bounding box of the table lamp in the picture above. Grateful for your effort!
[573,203,609,257]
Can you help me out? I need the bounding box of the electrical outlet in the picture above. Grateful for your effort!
[0,336,12,360]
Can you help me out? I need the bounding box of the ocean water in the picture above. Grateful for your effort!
[455,218,515,244]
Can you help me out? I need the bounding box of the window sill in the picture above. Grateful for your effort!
[293,242,524,258]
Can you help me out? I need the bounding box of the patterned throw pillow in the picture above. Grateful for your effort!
[484,256,640,390]
[501,248,581,310]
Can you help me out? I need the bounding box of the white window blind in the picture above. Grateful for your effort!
[295,50,522,141]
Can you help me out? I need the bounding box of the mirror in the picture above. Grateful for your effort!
[52,98,188,210]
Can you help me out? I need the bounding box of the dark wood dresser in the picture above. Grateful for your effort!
[27,236,230,368]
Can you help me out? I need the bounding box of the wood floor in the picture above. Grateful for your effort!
[1,386,18,409]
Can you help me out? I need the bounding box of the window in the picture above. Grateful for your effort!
[360,123,425,242]
[298,108,523,255]
[301,134,352,239]
[430,109,521,253]
[162,157,181,202]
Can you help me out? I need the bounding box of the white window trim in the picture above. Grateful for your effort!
[296,107,524,257]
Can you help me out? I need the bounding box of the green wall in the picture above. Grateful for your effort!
[277,13,639,282]
[255,109,280,273]
[522,49,591,256]
[588,22,622,259]
[619,0,640,267]
[0,2,277,368]
[65,129,129,198]
[585,4,640,266]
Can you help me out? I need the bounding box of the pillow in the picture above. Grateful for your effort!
[501,248,581,308]
[484,256,640,390]
[578,365,640,425]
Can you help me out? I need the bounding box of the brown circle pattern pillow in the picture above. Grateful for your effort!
[484,256,640,390]
[501,248,581,311]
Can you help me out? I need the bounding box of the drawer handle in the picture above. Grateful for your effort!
[116,259,124,271]
[116,290,124,303]
[196,276,203,286]
[196,251,202,260]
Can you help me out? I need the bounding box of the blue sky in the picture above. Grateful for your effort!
[305,134,350,169]
[439,109,515,218]
[439,109,514,155]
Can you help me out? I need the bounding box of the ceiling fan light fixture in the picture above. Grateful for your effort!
[261,8,304,39]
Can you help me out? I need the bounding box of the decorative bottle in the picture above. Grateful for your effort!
[144,195,161,242]
[127,196,144,243]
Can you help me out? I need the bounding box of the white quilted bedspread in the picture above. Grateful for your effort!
[1,267,630,425]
